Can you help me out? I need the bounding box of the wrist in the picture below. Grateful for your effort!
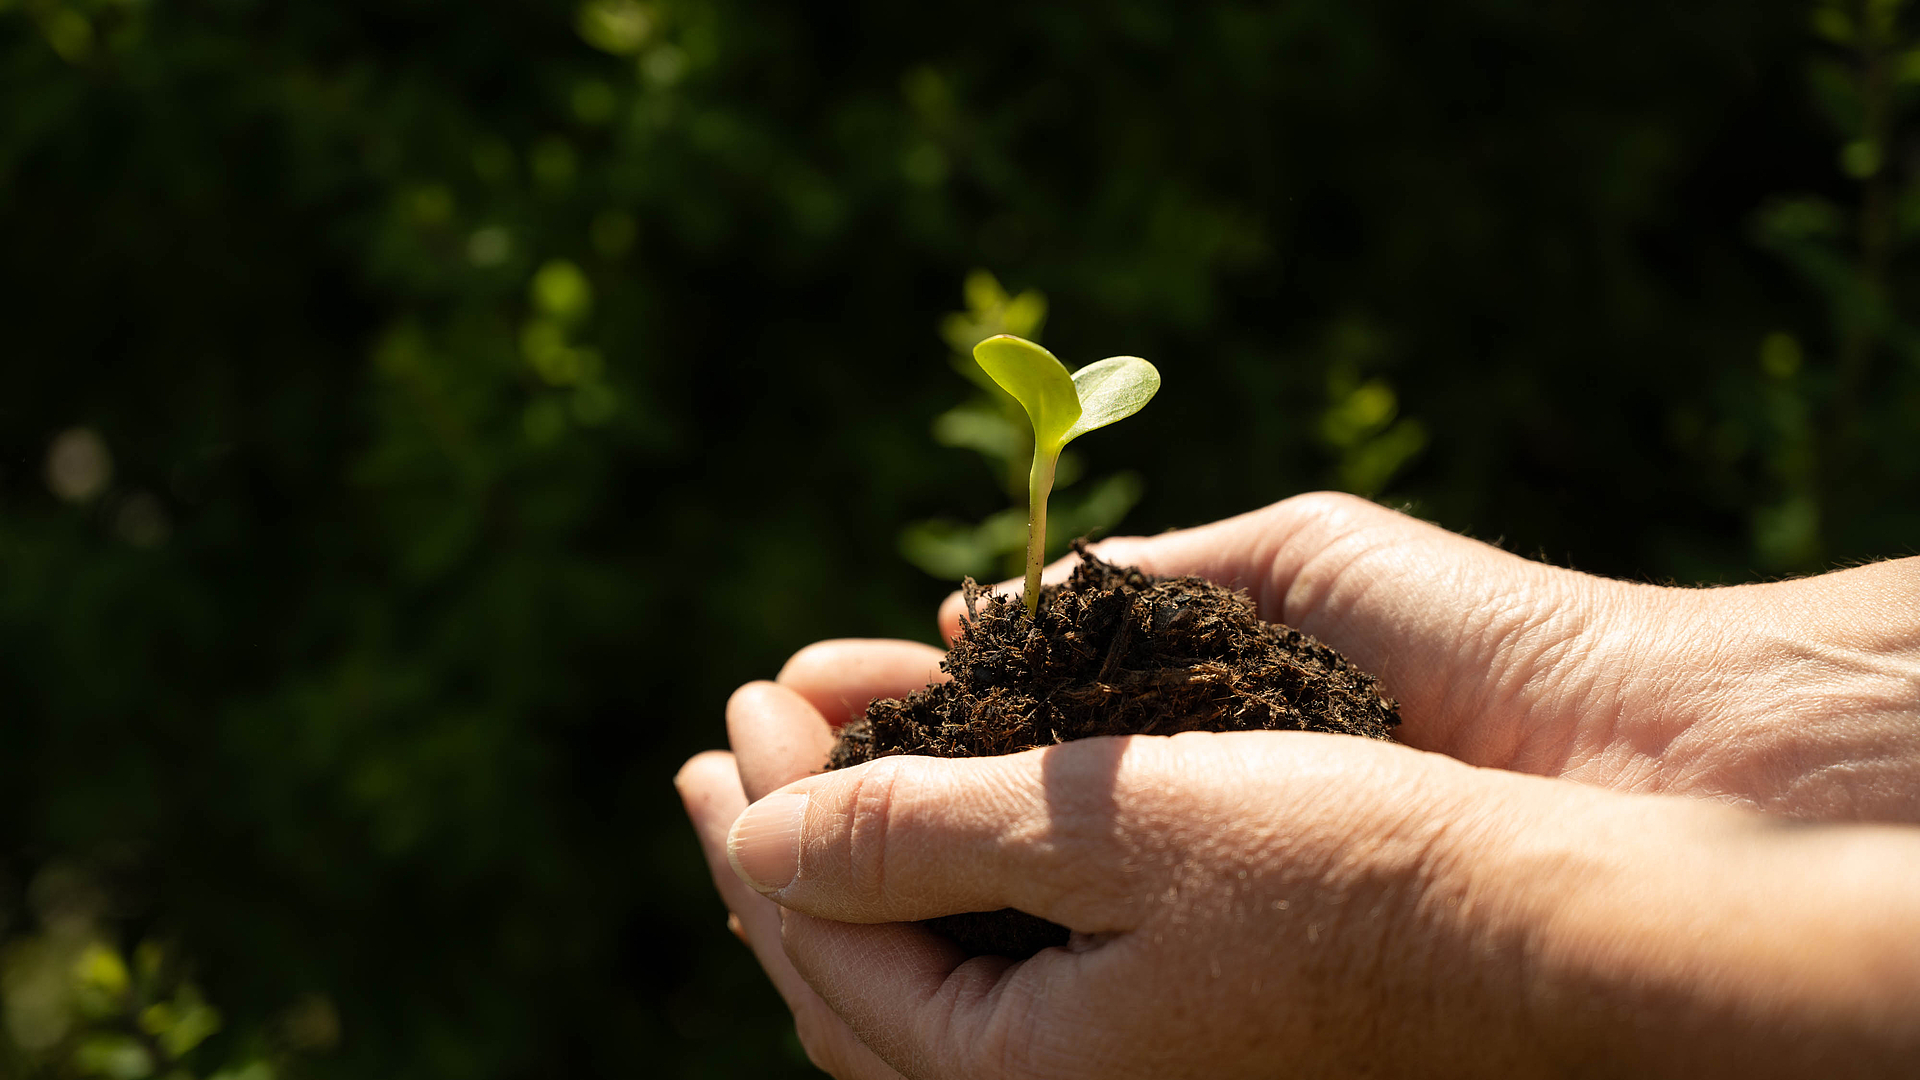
[1260,751,1590,1077]
[1503,785,1920,1076]
[1348,762,1607,1077]
[1680,557,1920,822]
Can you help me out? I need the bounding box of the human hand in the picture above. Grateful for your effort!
[680,690,1920,1078]
[935,492,1920,822]
[677,493,1920,1076]
[682,722,1527,1079]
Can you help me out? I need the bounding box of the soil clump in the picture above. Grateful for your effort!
[826,543,1399,958]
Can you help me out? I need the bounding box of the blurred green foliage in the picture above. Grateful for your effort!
[0,873,277,1080]
[0,0,1916,1076]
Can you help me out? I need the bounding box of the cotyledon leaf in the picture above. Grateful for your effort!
[1063,356,1161,444]
[972,335,1080,450]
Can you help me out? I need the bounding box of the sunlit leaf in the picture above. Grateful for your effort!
[1841,139,1881,179]
[1064,356,1161,443]
[531,260,592,321]
[972,335,1080,450]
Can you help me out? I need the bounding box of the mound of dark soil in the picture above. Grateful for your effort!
[827,544,1398,958]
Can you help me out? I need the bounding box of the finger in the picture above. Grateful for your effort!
[727,682,839,802]
[675,751,909,1080]
[779,910,1057,1079]
[776,639,949,728]
[727,736,1166,930]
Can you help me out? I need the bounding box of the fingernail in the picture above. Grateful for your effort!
[727,792,808,893]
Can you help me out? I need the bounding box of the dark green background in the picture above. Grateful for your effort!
[2,0,1915,1075]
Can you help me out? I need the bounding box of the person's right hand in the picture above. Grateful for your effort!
[939,492,1920,823]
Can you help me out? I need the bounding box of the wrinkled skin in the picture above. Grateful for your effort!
[677,493,1920,1078]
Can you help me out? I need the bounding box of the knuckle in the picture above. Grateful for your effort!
[987,994,1045,1080]
[723,679,775,714]
[1272,489,1366,524]
[1018,751,1143,914]
[975,976,1077,1080]
[840,756,914,906]
[774,640,833,684]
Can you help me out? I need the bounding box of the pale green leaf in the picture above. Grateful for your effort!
[1063,356,1160,443]
[931,405,1026,462]
[972,335,1080,450]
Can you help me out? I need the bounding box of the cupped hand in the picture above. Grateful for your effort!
[691,725,1548,1080]
[682,649,1569,1080]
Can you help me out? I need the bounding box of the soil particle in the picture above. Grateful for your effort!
[826,543,1398,957]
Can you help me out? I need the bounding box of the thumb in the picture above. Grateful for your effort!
[936,492,1623,756]
[725,738,1152,933]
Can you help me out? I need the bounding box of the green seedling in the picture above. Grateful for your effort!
[972,334,1160,616]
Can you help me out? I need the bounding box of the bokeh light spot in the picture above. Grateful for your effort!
[467,226,512,267]
[531,260,593,321]
[577,0,654,56]
[642,44,687,87]
[45,428,112,504]
[41,8,94,63]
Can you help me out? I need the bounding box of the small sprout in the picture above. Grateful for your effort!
[971,334,1160,616]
